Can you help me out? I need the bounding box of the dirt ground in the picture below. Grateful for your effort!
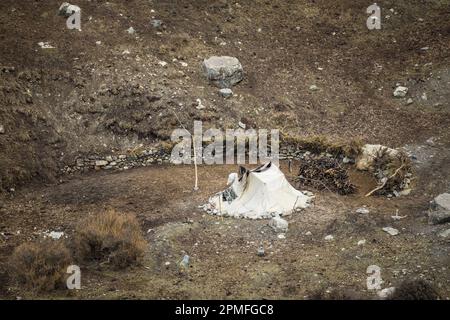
[0,157,449,299]
[0,0,449,299]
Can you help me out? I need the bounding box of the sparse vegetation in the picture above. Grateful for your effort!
[75,210,147,269]
[390,279,441,300]
[281,133,364,158]
[9,240,71,292]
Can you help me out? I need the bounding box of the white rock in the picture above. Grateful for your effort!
[38,42,55,49]
[269,216,289,233]
[324,235,334,241]
[357,239,366,246]
[356,207,370,214]
[219,88,233,98]
[393,86,408,97]
[439,228,450,238]
[95,160,108,167]
[377,287,396,299]
[127,27,136,34]
[277,234,286,239]
[238,121,246,129]
[305,231,312,236]
[58,2,80,17]
[0,124,4,134]
[428,193,450,224]
[309,84,319,91]
[382,227,399,236]
[158,61,167,67]
[406,98,413,105]
[48,231,64,240]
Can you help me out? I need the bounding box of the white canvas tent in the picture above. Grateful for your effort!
[206,162,313,219]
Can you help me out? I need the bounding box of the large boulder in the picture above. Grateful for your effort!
[202,56,243,88]
[428,193,450,224]
[356,144,398,171]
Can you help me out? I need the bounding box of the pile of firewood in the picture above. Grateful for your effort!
[296,157,356,195]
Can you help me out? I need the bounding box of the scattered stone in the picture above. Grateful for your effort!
[202,56,243,88]
[393,86,408,97]
[238,121,246,129]
[309,84,319,91]
[324,235,334,241]
[406,98,413,105]
[164,261,171,266]
[357,239,366,246]
[0,125,4,134]
[356,207,370,214]
[219,88,233,98]
[158,61,167,67]
[95,160,108,167]
[126,27,136,34]
[377,287,396,299]
[421,92,428,101]
[257,246,265,257]
[47,231,64,240]
[277,234,286,239]
[269,216,289,233]
[38,42,55,49]
[150,19,163,29]
[382,227,399,236]
[439,228,450,238]
[305,231,313,236]
[428,193,450,224]
[342,157,353,164]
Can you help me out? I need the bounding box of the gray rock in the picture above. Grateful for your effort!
[393,86,408,97]
[257,246,265,257]
[356,207,370,214]
[95,160,108,167]
[309,84,319,91]
[428,193,450,224]
[324,234,334,241]
[219,88,233,98]
[202,56,243,88]
[0,124,4,134]
[150,19,163,28]
[269,216,289,233]
[127,27,136,34]
[382,227,399,236]
[439,228,450,238]
[406,98,413,105]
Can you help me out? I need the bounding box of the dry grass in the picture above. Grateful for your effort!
[281,133,364,158]
[75,210,147,269]
[9,240,71,292]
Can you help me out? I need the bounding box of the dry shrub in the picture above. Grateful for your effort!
[75,210,147,269]
[390,279,440,300]
[372,148,413,196]
[9,240,71,292]
[297,157,356,195]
